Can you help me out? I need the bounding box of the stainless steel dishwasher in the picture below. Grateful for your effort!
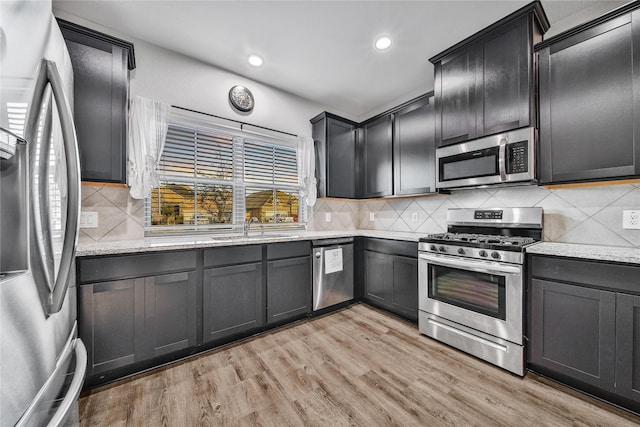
[312,238,354,311]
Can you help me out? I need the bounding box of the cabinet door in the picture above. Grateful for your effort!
[538,12,640,184]
[364,250,393,307]
[393,96,435,195]
[434,44,477,147]
[616,293,640,402]
[391,255,418,322]
[203,262,263,342]
[267,256,311,324]
[363,115,393,198]
[79,279,145,375]
[144,271,197,358]
[476,15,532,137]
[530,279,616,391]
[326,118,356,198]
[64,35,128,183]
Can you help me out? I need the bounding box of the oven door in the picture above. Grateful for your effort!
[418,252,523,345]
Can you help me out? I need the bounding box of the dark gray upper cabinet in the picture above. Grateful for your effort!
[430,2,548,147]
[433,44,477,146]
[476,15,534,136]
[529,254,640,411]
[311,113,358,198]
[393,95,435,195]
[58,19,135,184]
[537,5,640,184]
[362,115,393,198]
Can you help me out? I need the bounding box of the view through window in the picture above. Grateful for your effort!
[147,112,301,233]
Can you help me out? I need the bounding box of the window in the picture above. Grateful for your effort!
[146,110,302,234]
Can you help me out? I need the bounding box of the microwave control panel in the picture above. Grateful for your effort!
[507,141,528,174]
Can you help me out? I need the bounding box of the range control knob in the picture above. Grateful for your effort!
[479,250,488,257]
[491,251,501,260]
[438,246,446,253]
[430,245,437,251]
[457,248,465,255]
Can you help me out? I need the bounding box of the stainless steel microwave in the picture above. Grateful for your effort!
[436,127,536,190]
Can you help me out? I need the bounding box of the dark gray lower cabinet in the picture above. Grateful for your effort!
[144,272,197,358]
[529,254,640,410]
[80,270,198,375]
[203,262,263,342]
[78,251,198,377]
[616,293,640,402]
[79,279,144,376]
[363,239,418,322]
[530,279,616,391]
[266,241,312,324]
[267,256,311,324]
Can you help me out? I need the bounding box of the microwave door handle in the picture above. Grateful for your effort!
[419,253,521,275]
[499,138,507,181]
[47,59,81,315]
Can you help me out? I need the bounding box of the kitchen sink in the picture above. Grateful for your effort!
[148,233,302,246]
[210,233,300,241]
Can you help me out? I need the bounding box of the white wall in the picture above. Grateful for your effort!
[53,10,331,138]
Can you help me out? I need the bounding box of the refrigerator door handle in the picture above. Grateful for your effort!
[46,339,87,427]
[25,59,81,315]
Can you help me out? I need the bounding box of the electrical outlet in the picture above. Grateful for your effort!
[325,212,332,222]
[80,211,99,229]
[623,210,640,229]
[369,212,375,221]
[411,212,419,223]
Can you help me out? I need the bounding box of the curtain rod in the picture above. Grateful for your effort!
[172,105,299,138]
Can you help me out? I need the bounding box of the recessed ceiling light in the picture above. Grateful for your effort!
[248,54,263,67]
[375,35,393,51]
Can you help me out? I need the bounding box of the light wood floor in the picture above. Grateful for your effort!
[79,303,640,426]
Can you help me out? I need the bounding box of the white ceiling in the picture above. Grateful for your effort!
[52,1,626,121]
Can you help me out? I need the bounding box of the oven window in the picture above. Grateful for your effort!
[429,265,506,320]
[439,147,499,182]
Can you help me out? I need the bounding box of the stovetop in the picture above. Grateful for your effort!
[419,232,537,251]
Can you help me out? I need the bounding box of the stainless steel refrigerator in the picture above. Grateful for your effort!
[0,0,87,425]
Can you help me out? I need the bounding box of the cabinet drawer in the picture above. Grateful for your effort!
[363,238,417,258]
[79,251,197,283]
[204,245,262,268]
[530,255,640,295]
[267,241,310,260]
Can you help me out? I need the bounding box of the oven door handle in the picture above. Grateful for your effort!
[419,253,521,275]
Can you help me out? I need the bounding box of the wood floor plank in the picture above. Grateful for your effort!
[79,304,640,426]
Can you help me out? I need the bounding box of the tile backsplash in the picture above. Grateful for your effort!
[82,181,640,248]
[307,182,640,248]
[79,184,144,245]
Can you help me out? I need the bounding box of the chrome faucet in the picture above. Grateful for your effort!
[244,217,264,237]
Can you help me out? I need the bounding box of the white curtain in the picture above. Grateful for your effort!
[297,136,317,207]
[127,96,171,199]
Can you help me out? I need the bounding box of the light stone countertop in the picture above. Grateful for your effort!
[76,230,422,257]
[525,242,640,265]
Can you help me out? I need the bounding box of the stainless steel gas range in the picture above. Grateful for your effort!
[418,207,543,376]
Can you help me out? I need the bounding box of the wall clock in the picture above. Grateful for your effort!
[229,85,254,112]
